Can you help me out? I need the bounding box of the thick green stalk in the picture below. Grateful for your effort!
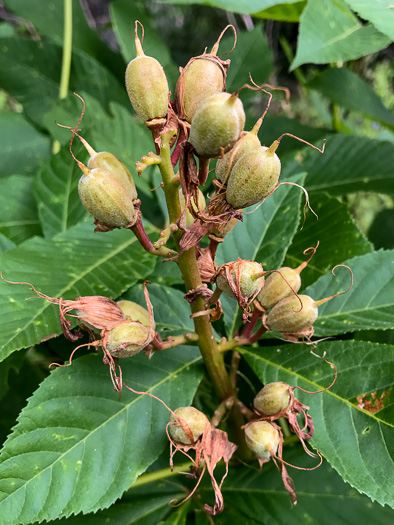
[158,132,249,455]
[53,0,73,154]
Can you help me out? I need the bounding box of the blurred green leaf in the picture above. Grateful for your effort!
[0,38,128,127]
[0,235,15,253]
[0,347,203,524]
[343,0,394,41]
[0,175,41,243]
[0,222,156,362]
[308,67,394,129]
[242,340,394,507]
[305,250,394,336]
[254,1,306,22]
[292,0,390,69]
[34,146,89,238]
[368,209,394,250]
[0,112,50,177]
[159,0,303,15]
[2,0,124,77]
[302,134,394,195]
[216,172,305,337]
[223,25,273,93]
[284,193,373,288]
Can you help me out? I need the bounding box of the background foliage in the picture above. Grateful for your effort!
[0,0,393,523]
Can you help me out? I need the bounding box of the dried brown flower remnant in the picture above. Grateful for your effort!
[0,273,126,342]
[167,416,237,515]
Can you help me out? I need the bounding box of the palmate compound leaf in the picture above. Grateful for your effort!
[242,340,394,508]
[304,249,394,337]
[0,346,204,525]
[216,172,306,337]
[0,221,155,363]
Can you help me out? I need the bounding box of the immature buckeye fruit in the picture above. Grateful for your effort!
[216,260,264,299]
[189,92,245,157]
[87,152,137,200]
[179,188,206,227]
[257,267,301,310]
[78,168,135,227]
[215,128,261,183]
[169,407,209,445]
[125,24,169,122]
[117,300,155,330]
[107,320,150,358]
[266,294,318,334]
[254,382,291,416]
[244,421,280,461]
[226,142,281,209]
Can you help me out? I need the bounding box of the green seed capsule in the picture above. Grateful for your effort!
[178,58,226,122]
[216,260,264,299]
[78,167,135,227]
[189,92,245,158]
[169,406,209,445]
[257,267,301,310]
[125,26,169,122]
[226,142,281,209]
[88,152,137,200]
[216,132,261,183]
[266,294,318,334]
[178,188,206,228]
[253,382,291,416]
[107,320,150,358]
[117,300,155,330]
[244,421,280,461]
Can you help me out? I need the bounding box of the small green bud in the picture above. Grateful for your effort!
[266,294,318,334]
[216,260,264,299]
[257,267,301,310]
[125,23,169,122]
[244,421,280,461]
[88,152,137,200]
[178,188,206,228]
[117,300,155,330]
[169,406,209,445]
[78,167,135,227]
[226,142,281,209]
[189,92,245,158]
[253,382,291,416]
[107,320,150,358]
[215,132,261,183]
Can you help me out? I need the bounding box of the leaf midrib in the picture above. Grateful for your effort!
[0,354,203,511]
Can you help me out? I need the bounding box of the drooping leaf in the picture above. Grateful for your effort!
[301,134,394,196]
[2,0,124,78]
[123,283,194,336]
[343,0,394,41]
[0,37,128,128]
[291,0,390,69]
[0,112,50,177]
[304,250,394,336]
[0,346,203,524]
[110,0,178,89]
[242,340,394,507]
[0,221,156,362]
[284,193,373,288]
[34,146,89,238]
[308,68,394,129]
[0,175,41,244]
[216,172,305,337]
